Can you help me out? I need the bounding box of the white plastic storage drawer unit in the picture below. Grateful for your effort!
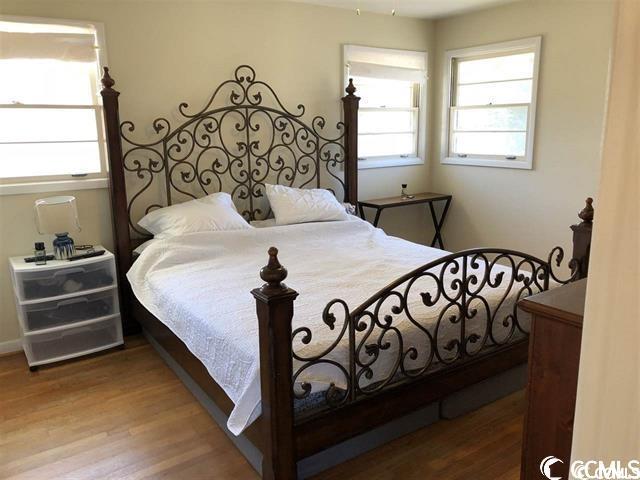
[8,247,124,370]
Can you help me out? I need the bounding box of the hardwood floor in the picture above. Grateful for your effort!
[0,336,524,479]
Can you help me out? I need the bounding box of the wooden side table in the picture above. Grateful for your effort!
[358,192,452,249]
[518,279,586,480]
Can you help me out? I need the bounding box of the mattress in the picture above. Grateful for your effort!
[128,217,531,435]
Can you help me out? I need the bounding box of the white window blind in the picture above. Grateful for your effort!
[344,45,427,166]
[442,37,541,169]
[0,19,106,182]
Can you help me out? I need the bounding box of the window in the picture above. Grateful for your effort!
[442,37,541,169]
[344,45,427,169]
[0,17,108,189]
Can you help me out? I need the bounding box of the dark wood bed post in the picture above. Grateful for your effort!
[571,197,594,279]
[100,67,137,334]
[252,247,299,480]
[342,78,360,206]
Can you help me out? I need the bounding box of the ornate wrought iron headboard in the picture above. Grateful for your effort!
[100,65,360,324]
[103,65,359,237]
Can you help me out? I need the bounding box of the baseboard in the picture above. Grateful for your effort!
[0,338,22,355]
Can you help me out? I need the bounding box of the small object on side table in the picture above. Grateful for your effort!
[358,192,452,249]
[24,254,55,263]
[33,242,47,265]
[400,183,415,200]
[518,279,586,480]
[33,196,81,260]
[68,249,105,261]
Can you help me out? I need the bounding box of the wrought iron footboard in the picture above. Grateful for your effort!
[290,246,578,417]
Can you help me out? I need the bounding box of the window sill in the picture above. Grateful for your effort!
[358,156,424,170]
[442,156,532,170]
[0,178,109,196]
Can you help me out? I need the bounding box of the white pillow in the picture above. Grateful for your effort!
[265,184,349,225]
[138,192,250,238]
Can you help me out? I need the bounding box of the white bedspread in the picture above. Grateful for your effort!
[128,218,524,435]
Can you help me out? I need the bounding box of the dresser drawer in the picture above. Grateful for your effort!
[19,288,119,332]
[24,315,123,366]
[15,259,116,302]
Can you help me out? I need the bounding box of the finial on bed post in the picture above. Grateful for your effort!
[570,197,594,280]
[100,67,137,334]
[101,66,116,90]
[345,78,357,96]
[342,79,360,208]
[259,247,289,294]
[252,248,298,480]
[578,197,594,223]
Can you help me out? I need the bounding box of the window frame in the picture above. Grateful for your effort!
[440,36,542,170]
[0,15,109,195]
[343,45,428,170]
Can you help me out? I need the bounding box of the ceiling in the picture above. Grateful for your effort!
[286,0,523,19]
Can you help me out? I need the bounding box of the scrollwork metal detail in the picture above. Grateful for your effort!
[120,65,347,235]
[547,246,581,284]
[292,248,567,418]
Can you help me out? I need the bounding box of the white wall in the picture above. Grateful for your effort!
[430,0,615,259]
[0,1,435,346]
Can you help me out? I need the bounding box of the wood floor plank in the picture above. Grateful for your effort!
[313,390,524,480]
[0,335,523,479]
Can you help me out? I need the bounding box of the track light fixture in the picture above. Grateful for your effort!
[354,2,398,16]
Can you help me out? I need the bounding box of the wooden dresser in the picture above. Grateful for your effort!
[518,279,587,480]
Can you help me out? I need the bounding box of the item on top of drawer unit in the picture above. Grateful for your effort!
[34,242,47,265]
[34,196,81,260]
[24,255,55,263]
[68,250,106,261]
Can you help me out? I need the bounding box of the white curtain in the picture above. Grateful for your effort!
[348,61,426,82]
[344,44,427,82]
[344,44,427,70]
[570,0,640,470]
[0,32,96,62]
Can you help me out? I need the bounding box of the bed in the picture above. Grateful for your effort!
[99,65,593,479]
